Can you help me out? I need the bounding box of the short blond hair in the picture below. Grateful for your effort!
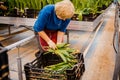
[55,0,75,19]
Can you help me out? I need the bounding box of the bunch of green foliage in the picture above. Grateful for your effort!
[44,43,78,73]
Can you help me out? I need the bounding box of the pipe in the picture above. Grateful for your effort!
[3,35,35,80]
[5,35,35,50]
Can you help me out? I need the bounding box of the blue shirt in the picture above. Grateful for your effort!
[33,5,71,32]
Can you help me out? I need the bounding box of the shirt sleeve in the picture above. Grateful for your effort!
[33,7,49,32]
[59,19,71,32]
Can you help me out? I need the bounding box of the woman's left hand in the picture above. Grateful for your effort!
[47,40,57,50]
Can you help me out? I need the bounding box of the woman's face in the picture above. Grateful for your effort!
[57,15,66,21]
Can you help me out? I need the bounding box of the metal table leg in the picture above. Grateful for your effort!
[17,46,23,80]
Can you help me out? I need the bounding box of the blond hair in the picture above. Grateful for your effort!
[55,0,75,19]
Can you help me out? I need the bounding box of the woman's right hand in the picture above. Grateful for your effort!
[47,40,57,50]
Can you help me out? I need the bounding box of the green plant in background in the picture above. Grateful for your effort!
[19,0,26,13]
[47,0,54,4]
[41,0,48,8]
[71,0,113,21]
[6,0,113,18]
[35,0,42,10]
[103,0,112,7]
[7,0,44,16]
[14,0,19,8]
[24,0,42,10]
[77,11,83,21]
[8,0,25,14]
[7,0,14,9]
[82,8,92,15]
[87,0,103,17]
[7,0,63,13]
[71,0,91,20]
[7,0,15,13]
[54,0,62,3]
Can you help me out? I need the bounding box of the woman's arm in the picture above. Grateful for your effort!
[57,31,64,44]
[38,31,51,42]
[38,31,56,49]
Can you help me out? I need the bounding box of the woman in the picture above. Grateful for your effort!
[33,0,74,50]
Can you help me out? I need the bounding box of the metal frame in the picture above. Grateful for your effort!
[4,35,35,80]
[113,2,120,80]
